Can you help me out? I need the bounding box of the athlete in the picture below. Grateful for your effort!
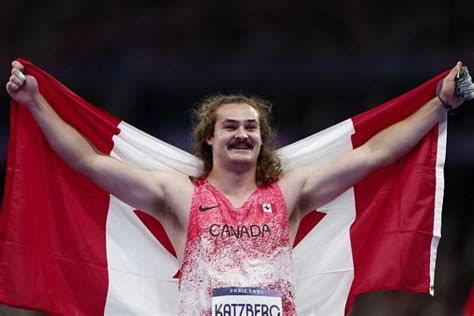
[5,60,471,314]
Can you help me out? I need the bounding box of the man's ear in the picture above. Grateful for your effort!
[206,135,213,146]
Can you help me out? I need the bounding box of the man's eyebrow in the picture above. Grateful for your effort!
[221,119,258,124]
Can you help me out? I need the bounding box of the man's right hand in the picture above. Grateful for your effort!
[5,60,39,107]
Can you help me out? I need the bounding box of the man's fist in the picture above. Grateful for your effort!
[5,60,40,107]
[456,66,474,102]
[437,62,465,110]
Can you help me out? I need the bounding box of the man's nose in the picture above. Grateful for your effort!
[234,126,248,139]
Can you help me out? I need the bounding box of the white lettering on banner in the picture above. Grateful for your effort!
[212,287,282,316]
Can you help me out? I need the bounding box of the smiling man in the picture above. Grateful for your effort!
[5,60,470,315]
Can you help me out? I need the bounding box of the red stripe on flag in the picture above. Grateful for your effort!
[345,71,448,314]
[0,60,121,315]
[464,286,474,316]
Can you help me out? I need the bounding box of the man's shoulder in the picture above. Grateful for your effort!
[156,171,194,228]
[276,169,308,215]
[277,168,305,188]
[158,170,195,191]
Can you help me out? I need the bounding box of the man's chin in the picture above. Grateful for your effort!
[228,153,256,165]
[228,148,252,156]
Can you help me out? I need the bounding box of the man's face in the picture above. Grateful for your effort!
[207,103,262,170]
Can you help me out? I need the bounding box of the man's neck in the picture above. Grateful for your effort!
[207,164,257,198]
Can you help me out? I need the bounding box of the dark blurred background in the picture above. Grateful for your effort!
[0,1,473,315]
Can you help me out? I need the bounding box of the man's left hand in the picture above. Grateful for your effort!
[437,62,465,109]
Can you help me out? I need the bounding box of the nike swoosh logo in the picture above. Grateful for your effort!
[199,204,219,212]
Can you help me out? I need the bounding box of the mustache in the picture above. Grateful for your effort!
[228,139,254,148]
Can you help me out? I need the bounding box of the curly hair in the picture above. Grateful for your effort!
[191,93,282,186]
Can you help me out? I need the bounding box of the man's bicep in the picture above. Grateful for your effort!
[85,154,170,214]
[296,147,374,213]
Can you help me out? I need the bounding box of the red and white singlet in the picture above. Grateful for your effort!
[178,179,296,315]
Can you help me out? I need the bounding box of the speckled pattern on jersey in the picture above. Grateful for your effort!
[179,179,296,315]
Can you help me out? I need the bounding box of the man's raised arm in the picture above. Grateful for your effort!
[5,60,188,222]
[282,62,470,216]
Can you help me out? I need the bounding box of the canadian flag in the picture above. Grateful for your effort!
[262,203,273,213]
[0,59,447,315]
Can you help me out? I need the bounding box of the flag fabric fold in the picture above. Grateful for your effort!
[0,59,447,315]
